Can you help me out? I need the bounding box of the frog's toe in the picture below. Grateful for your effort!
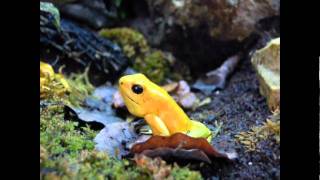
[206,134,212,143]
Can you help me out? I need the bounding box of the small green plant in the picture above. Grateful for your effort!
[65,68,94,107]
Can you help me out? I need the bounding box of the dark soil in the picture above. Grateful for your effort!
[187,57,279,179]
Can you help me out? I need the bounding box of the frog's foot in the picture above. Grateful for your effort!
[186,120,212,143]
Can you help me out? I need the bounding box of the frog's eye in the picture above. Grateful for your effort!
[132,84,143,94]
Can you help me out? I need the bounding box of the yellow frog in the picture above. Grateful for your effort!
[119,73,212,142]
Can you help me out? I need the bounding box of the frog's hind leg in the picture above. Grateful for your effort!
[186,120,212,142]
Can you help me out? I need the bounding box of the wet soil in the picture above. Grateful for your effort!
[188,57,279,179]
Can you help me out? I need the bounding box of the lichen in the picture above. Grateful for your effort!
[40,61,70,99]
[235,110,280,152]
[40,61,94,108]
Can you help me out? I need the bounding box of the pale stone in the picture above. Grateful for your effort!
[251,38,280,111]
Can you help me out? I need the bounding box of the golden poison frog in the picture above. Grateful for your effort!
[119,73,212,142]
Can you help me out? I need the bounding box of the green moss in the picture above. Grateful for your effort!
[66,151,151,179]
[134,50,170,84]
[40,103,96,158]
[99,27,149,59]
[99,28,174,84]
[171,165,203,180]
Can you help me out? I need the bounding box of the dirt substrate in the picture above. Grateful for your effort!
[187,57,279,179]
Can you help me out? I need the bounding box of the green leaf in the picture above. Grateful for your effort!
[40,2,61,28]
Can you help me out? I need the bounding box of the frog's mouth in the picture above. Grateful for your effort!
[125,94,140,106]
[119,86,140,106]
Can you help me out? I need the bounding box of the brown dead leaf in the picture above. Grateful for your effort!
[131,133,236,161]
[140,147,212,164]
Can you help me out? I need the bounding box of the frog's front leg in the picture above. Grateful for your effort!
[144,114,170,136]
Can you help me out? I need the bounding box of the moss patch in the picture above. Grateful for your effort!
[40,102,96,158]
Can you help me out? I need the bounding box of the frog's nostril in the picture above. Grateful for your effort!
[119,77,125,86]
